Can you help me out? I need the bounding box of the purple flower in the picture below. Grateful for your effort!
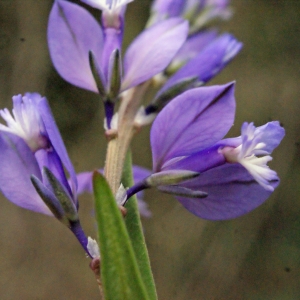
[48,0,188,94]
[128,83,285,220]
[0,94,91,255]
[166,33,242,86]
[148,33,242,112]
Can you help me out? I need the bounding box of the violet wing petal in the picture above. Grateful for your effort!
[132,165,152,182]
[37,97,78,195]
[151,83,236,171]
[122,18,188,90]
[177,163,278,220]
[76,171,93,194]
[160,33,242,95]
[48,0,104,92]
[172,29,218,64]
[0,132,52,215]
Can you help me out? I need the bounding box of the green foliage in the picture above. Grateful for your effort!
[122,151,158,300]
[93,171,150,300]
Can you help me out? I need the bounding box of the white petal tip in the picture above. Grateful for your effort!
[116,183,127,205]
[87,237,100,259]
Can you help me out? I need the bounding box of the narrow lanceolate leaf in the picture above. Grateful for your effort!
[93,172,150,300]
[122,151,158,300]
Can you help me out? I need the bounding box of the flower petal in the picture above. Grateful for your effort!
[122,18,188,90]
[131,165,152,183]
[163,144,226,172]
[37,96,78,197]
[101,28,123,83]
[159,33,242,94]
[0,132,52,215]
[177,163,278,220]
[171,29,218,66]
[251,121,285,154]
[76,171,93,194]
[48,0,104,92]
[151,83,235,171]
[35,149,73,198]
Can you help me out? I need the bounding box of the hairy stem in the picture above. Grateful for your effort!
[104,81,150,194]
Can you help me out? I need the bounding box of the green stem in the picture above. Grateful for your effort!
[122,151,158,300]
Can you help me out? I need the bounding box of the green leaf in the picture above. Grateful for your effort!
[122,151,158,300]
[93,171,150,300]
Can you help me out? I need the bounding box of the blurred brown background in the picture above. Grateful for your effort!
[0,0,300,299]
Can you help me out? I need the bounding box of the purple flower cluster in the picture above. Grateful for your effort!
[48,0,188,126]
[0,0,285,254]
[47,0,241,125]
